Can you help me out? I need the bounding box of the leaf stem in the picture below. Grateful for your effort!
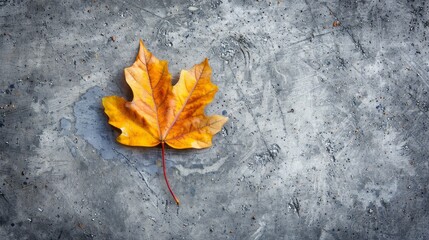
[161,141,180,205]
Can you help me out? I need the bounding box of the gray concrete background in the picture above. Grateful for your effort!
[1,0,429,239]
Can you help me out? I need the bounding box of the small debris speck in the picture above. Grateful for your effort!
[333,20,341,27]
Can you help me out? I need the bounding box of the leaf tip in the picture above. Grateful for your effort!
[139,39,145,48]
[202,58,211,69]
[101,95,115,110]
[101,96,107,105]
[138,39,150,60]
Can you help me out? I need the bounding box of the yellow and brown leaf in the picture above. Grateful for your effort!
[102,40,228,149]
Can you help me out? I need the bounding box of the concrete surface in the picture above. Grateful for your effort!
[1,0,429,239]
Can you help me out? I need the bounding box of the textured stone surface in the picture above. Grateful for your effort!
[1,0,429,239]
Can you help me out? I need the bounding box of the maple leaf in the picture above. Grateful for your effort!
[102,40,228,204]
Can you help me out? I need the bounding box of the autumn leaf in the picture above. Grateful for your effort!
[102,40,228,204]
